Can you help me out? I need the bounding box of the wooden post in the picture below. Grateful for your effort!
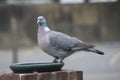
[10,16,18,63]
[0,70,83,80]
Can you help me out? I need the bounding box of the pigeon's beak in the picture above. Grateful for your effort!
[37,20,40,24]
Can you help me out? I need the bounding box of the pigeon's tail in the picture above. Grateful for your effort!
[85,48,104,55]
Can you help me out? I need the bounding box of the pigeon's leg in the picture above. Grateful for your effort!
[56,59,63,63]
[52,57,59,63]
[60,59,64,63]
[52,57,64,63]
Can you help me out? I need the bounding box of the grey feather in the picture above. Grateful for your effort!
[85,48,104,55]
[48,31,94,51]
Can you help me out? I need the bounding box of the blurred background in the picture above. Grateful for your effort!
[0,0,120,80]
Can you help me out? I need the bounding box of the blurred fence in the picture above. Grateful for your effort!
[0,3,120,48]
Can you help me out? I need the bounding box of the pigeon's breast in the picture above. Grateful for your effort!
[37,31,49,52]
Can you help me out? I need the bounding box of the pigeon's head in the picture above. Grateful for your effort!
[37,16,47,26]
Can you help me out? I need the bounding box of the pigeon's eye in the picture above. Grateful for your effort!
[39,18,44,21]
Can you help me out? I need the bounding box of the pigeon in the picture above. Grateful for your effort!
[37,16,104,63]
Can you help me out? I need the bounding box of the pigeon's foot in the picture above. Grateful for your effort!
[52,58,64,63]
[52,60,58,63]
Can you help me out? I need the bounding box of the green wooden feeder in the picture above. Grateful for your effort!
[10,62,64,73]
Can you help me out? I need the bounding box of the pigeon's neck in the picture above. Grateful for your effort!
[38,24,50,32]
[44,26,50,32]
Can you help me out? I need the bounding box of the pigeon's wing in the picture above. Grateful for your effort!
[48,31,94,51]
